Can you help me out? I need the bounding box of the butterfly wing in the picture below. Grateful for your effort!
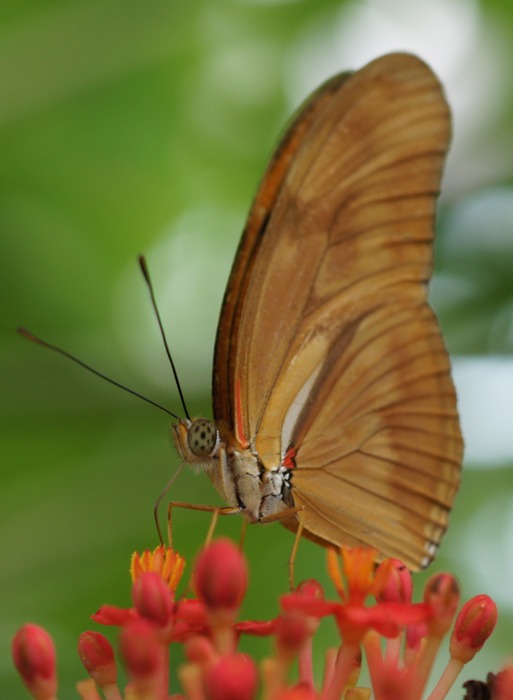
[213,53,462,569]
[213,70,353,437]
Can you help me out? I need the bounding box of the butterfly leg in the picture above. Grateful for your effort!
[204,506,247,553]
[288,507,305,591]
[164,501,243,598]
[258,505,305,590]
[166,500,243,549]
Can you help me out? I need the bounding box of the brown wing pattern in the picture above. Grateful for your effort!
[213,53,462,569]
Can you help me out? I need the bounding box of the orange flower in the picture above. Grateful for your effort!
[131,545,185,593]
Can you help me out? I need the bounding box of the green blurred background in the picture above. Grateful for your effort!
[2,0,513,696]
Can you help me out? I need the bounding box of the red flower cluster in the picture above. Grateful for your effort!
[11,540,501,700]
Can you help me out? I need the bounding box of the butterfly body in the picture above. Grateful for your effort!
[172,418,294,523]
[172,53,463,570]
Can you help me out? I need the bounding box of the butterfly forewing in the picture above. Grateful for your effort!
[212,71,353,435]
[213,53,462,570]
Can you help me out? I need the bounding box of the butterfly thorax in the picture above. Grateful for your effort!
[172,418,294,523]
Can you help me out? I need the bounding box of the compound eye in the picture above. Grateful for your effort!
[187,419,217,457]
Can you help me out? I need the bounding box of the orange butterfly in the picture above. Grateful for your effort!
[20,53,462,572]
[171,52,463,571]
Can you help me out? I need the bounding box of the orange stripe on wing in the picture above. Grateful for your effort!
[235,377,249,448]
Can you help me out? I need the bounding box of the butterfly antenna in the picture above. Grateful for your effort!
[17,327,179,419]
[138,255,191,421]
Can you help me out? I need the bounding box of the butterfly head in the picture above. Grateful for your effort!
[172,418,221,465]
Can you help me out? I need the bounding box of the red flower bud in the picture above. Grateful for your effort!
[284,579,326,637]
[424,573,460,637]
[450,595,498,663]
[204,653,257,700]
[375,559,412,604]
[194,539,247,613]
[78,631,117,687]
[119,620,164,682]
[12,624,57,700]
[295,579,324,602]
[132,571,174,627]
[280,579,332,621]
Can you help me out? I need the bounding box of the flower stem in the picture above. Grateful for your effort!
[321,647,338,693]
[410,635,443,700]
[76,678,102,700]
[427,657,464,700]
[103,683,123,700]
[321,642,360,700]
[298,637,314,687]
[178,664,205,700]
